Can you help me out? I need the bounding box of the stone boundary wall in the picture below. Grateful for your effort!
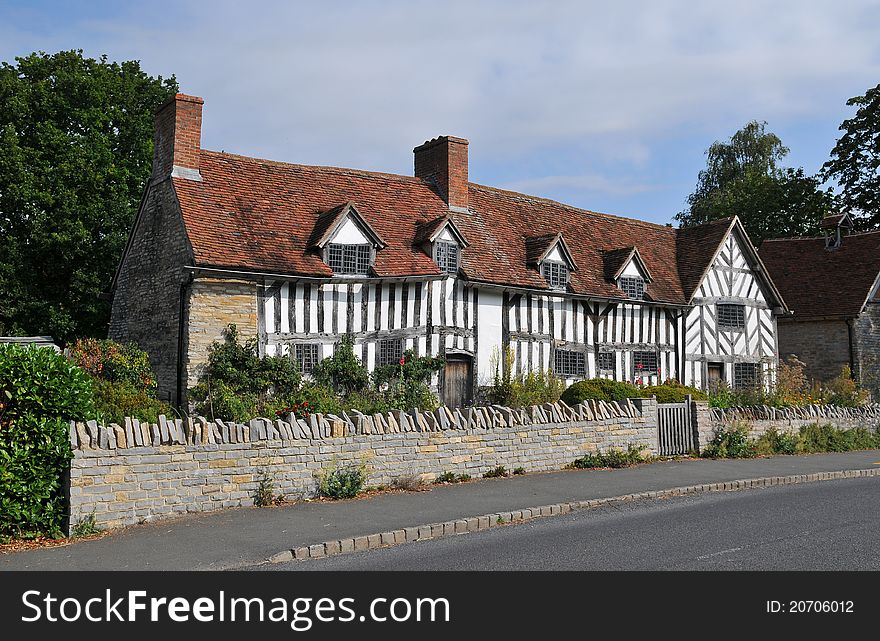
[704,403,880,445]
[66,398,657,533]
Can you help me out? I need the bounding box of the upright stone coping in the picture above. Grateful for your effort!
[68,398,649,451]
[65,399,658,534]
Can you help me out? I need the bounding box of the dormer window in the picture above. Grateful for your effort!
[618,276,645,300]
[603,246,653,302]
[308,202,386,277]
[542,261,569,290]
[415,215,468,276]
[434,240,459,274]
[526,233,578,292]
[328,243,372,275]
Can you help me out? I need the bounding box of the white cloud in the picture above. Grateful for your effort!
[2,0,879,216]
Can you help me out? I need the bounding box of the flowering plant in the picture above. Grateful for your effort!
[276,400,311,420]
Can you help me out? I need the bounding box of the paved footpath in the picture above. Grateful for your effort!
[3,450,879,571]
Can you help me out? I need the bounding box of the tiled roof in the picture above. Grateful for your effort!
[172,150,741,304]
[759,231,880,320]
[675,218,736,299]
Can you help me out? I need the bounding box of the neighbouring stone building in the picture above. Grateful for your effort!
[760,213,880,399]
[110,93,788,407]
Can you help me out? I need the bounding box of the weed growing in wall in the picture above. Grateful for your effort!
[569,445,648,469]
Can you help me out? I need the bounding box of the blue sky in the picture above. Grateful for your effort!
[2,0,879,225]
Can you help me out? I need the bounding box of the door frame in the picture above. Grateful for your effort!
[441,351,475,408]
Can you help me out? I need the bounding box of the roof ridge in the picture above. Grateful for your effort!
[763,229,880,243]
[200,149,426,184]
[468,182,677,232]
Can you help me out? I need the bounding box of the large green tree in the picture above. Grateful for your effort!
[0,50,176,343]
[822,82,880,230]
[676,120,832,243]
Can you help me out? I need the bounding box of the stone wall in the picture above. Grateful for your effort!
[854,303,880,400]
[65,398,657,533]
[704,403,880,445]
[184,277,259,394]
[775,318,851,385]
[109,180,191,405]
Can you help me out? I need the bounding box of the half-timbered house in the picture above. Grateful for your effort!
[109,94,788,407]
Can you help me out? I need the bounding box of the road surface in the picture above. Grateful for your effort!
[264,476,880,570]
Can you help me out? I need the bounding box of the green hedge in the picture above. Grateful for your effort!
[640,381,707,403]
[561,378,641,405]
[0,344,95,539]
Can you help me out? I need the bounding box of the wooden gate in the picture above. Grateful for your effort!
[657,399,695,456]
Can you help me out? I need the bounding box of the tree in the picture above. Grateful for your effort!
[822,82,880,230]
[676,121,832,243]
[0,50,176,343]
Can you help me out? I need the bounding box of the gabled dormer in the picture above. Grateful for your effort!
[603,246,653,301]
[821,212,854,249]
[414,215,469,275]
[525,233,578,291]
[309,202,386,276]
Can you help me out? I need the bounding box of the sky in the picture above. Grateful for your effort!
[1,0,879,225]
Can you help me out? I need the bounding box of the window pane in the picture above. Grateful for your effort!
[734,362,760,389]
[377,339,403,366]
[619,276,645,300]
[554,349,585,378]
[717,304,745,329]
[597,351,615,372]
[328,244,371,275]
[435,241,459,274]
[632,351,658,374]
[542,261,568,290]
[295,343,320,374]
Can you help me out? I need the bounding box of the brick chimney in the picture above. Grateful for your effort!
[153,93,204,181]
[413,136,469,211]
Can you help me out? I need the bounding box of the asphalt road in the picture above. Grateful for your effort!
[265,476,880,570]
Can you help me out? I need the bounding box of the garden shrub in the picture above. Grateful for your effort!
[90,378,173,425]
[0,344,94,539]
[822,367,870,407]
[317,460,369,499]
[189,324,302,421]
[371,350,443,411]
[640,380,707,403]
[312,337,369,395]
[753,428,798,456]
[69,338,173,423]
[561,378,641,405]
[485,348,564,407]
[701,423,755,459]
[797,422,880,453]
[68,338,157,393]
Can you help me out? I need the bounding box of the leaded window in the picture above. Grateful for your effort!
[597,351,615,373]
[619,276,645,300]
[327,243,371,275]
[377,338,403,367]
[734,362,761,389]
[542,261,569,290]
[434,241,459,274]
[295,343,320,374]
[717,303,746,330]
[554,349,586,378]
[632,351,658,375]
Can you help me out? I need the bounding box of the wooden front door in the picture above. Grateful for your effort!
[442,355,473,409]
[707,363,723,389]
